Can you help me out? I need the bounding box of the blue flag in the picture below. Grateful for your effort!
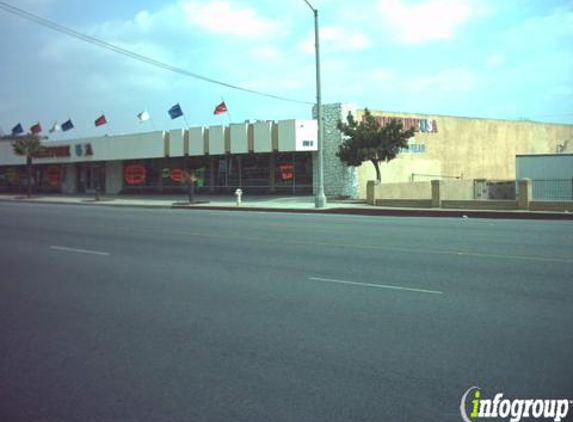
[61,119,74,132]
[11,123,24,136]
[168,103,183,119]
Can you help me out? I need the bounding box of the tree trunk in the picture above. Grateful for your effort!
[26,156,32,198]
[371,159,381,183]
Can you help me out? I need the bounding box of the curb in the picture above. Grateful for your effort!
[0,198,172,210]
[2,197,572,220]
[171,204,573,220]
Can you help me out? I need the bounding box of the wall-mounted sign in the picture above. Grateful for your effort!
[279,164,294,181]
[32,146,71,158]
[400,143,427,153]
[162,167,184,182]
[124,163,146,185]
[75,143,93,157]
[374,116,438,133]
[46,165,62,186]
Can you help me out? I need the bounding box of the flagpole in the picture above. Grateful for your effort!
[222,97,232,124]
[145,107,156,131]
[183,115,190,130]
[73,125,84,140]
[104,112,115,136]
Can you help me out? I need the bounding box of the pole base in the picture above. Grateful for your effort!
[314,193,327,208]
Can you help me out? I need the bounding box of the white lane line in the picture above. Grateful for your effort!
[308,277,443,295]
[50,246,110,256]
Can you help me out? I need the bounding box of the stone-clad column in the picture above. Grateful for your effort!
[312,103,359,198]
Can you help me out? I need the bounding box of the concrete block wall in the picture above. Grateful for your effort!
[313,103,359,198]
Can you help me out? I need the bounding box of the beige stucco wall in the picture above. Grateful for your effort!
[440,180,475,200]
[374,181,432,200]
[355,109,573,198]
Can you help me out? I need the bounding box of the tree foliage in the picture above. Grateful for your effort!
[11,134,44,158]
[336,108,416,182]
[8,134,45,197]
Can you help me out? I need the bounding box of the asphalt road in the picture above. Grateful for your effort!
[0,202,572,422]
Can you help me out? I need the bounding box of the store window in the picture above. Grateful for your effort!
[242,154,270,191]
[122,160,161,193]
[275,152,312,194]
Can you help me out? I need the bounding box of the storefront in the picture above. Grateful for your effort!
[0,119,317,195]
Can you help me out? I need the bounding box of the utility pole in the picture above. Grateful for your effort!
[302,0,327,208]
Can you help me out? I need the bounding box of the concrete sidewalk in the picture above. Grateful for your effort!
[0,193,572,220]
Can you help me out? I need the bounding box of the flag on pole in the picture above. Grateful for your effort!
[95,114,107,127]
[30,122,42,135]
[213,101,228,115]
[11,123,24,136]
[61,119,74,132]
[137,110,150,122]
[168,103,183,119]
[49,122,61,133]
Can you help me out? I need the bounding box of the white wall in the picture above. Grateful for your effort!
[253,122,272,153]
[189,127,205,156]
[230,123,249,154]
[169,129,185,157]
[209,126,225,155]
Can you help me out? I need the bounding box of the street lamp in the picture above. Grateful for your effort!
[302,0,327,208]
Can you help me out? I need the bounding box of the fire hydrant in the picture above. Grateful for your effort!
[235,188,243,206]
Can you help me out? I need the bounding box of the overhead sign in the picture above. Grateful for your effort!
[375,116,439,133]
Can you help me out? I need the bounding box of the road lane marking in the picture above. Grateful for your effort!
[84,224,573,265]
[49,246,110,256]
[308,277,443,295]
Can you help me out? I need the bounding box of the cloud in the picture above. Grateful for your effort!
[486,54,506,68]
[247,45,283,61]
[406,67,477,93]
[502,5,573,47]
[298,25,370,54]
[182,1,283,37]
[376,0,490,44]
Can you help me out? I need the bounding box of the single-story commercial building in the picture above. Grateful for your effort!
[1,103,572,198]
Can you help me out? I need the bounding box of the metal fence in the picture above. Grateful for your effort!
[410,173,463,182]
[531,179,573,200]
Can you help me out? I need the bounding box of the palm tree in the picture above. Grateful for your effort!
[9,134,45,198]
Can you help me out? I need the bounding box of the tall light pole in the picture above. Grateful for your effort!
[302,0,327,208]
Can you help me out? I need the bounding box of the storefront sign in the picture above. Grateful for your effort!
[33,146,71,158]
[279,164,294,181]
[124,163,146,185]
[75,143,93,157]
[46,165,62,186]
[375,116,438,133]
[400,143,427,153]
[170,168,184,182]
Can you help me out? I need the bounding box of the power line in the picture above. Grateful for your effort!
[0,1,313,105]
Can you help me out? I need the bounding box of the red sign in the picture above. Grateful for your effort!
[170,168,184,182]
[46,166,62,186]
[124,163,146,185]
[279,164,294,181]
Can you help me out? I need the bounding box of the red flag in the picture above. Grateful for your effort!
[30,122,42,134]
[94,114,107,127]
[213,101,228,115]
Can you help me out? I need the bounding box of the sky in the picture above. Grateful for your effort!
[0,0,572,140]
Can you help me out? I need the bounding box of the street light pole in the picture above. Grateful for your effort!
[302,0,327,208]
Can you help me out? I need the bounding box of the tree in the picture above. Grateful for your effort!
[337,108,416,183]
[10,134,45,198]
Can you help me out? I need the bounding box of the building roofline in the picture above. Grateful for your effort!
[350,106,573,127]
